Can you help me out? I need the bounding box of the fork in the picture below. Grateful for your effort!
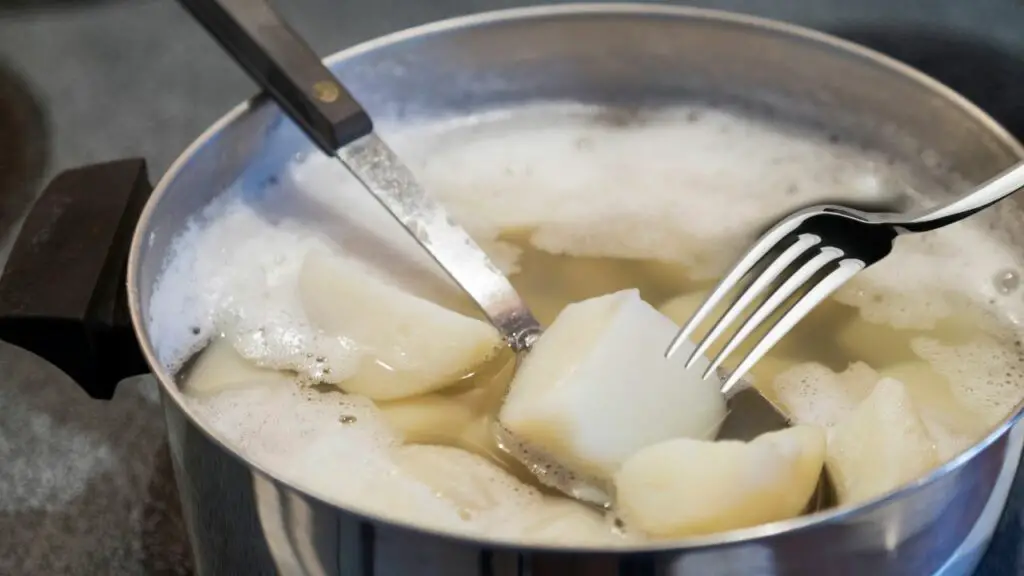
[665,161,1024,394]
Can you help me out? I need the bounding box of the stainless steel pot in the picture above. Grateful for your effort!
[2,5,1023,575]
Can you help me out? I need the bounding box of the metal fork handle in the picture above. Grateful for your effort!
[176,0,542,350]
[903,161,1024,232]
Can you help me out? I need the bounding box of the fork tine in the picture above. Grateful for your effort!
[665,215,812,360]
[721,258,865,393]
[685,234,820,368]
[703,246,844,379]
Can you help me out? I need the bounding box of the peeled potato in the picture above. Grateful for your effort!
[614,425,825,538]
[500,289,726,481]
[398,443,621,544]
[298,250,503,400]
[826,378,939,505]
[456,416,539,485]
[746,355,800,402]
[497,497,626,545]
[771,361,878,429]
[183,337,289,396]
[394,444,534,518]
[476,238,523,276]
[377,394,478,445]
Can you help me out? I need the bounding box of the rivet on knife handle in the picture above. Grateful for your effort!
[176,0,372,154]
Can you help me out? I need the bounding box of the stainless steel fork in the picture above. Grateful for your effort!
[665,161,1024,394]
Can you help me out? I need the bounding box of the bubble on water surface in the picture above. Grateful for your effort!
[994,268,1020,294]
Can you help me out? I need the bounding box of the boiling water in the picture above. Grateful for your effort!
[150,104,1024,546]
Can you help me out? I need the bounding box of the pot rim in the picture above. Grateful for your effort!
[128,2,1024,553]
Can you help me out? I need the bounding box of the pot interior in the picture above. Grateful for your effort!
[132,5,1024,551]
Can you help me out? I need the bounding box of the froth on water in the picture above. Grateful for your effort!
[150,103,1024,546]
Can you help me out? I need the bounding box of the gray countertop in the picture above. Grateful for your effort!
[1,1,1024,574]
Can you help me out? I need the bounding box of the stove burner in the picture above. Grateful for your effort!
[0,61,47,243]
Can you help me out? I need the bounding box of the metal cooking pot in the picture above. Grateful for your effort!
[2,5,1023,575]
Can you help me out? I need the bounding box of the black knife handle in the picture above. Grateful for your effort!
[177,0,373,154]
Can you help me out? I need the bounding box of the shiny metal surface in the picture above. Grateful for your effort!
[668,162,1024,393]
[125,5,1024,575]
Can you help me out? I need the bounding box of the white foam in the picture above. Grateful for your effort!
[150,103,1024,369]
[405,106,905,279]
[834,224,1024,329]
[911,337,1024,428]
[147,199,367,382]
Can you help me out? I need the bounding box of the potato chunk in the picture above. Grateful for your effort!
[826,378,939,504]
[184,337,288,396]
[299,250,503,400]
[499,289,726,481]
[614,425,825,538]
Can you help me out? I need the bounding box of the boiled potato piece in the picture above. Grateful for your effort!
[394,444,535,518]
[299,250,503,400]
[476,238,522,276]
[834,317,915,370]
[496,497,627,546]
[184,337,289,396]
[377,394,478,445]
[910,336,1022,428]
[379,354,520,465]
[614,425,825,538]
[772,361,878,429]
[827,378,939,505]
[500,289,726,481]
[881,361,983,461]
